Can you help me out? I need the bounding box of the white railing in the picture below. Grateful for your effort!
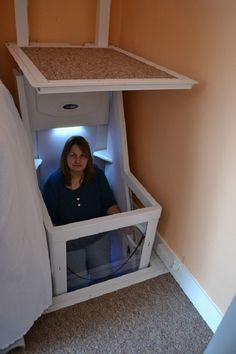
[44,171,161,296]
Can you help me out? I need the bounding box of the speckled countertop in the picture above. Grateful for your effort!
[22,47,174,80]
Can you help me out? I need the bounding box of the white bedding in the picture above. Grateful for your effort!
[0,82,52,349]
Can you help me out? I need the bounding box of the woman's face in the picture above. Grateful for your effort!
[66,144,89,175]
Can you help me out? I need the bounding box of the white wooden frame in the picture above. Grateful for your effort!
[7,42,197,93]
[42,168,166,313]
[14,0,29,46]
[95,0,111,47]
[46,171,161,296]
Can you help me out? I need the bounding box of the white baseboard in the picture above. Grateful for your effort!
[153,234,223,333]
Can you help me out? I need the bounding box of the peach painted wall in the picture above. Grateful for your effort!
[110,0,236,313]
[28,0,96,44]
[0,0,17,97]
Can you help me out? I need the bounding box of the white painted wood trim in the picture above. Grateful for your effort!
[125,171,161,208]
[34,80,195,94]
[46,251,168,313]
[50,241,67,295]
[15,71,32,143]
[111,92,131,210]
[36,80,196,94]
[95,0,111,47]
[47,207,160,242]
[7,43,47,84]
[14,0,29,46]
[139,219,159,269]
[154,234,223,332]
[113,92,130,172]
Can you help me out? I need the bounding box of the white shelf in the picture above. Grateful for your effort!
[34,158,42,169]
[93,149,113,163]
[7,43,197,94]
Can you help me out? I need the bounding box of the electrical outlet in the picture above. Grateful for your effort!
[172,259,180,272]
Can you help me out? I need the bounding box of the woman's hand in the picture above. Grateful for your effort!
[106,204,121,215]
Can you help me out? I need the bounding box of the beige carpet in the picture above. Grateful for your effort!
[11,274,212,353]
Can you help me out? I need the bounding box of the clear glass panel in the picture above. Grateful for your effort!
[66,223,147,292]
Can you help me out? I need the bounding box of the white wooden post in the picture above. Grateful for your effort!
[50,241,67,295]
[14,0,29,46]
[139,218,159,269]
[15,71,31,141]
[95,0,111,47]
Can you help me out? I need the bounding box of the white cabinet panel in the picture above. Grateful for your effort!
[25,80,109,130]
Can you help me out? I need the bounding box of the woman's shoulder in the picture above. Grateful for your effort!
[42,169,63,198]
[93,165,106,179]
[92,165,111,186]
[45,168,64,186]
[93,164,103,174]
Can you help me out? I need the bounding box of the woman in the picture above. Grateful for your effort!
[42,136,120,286]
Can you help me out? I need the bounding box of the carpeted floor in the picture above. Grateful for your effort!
[11,273,212,354]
